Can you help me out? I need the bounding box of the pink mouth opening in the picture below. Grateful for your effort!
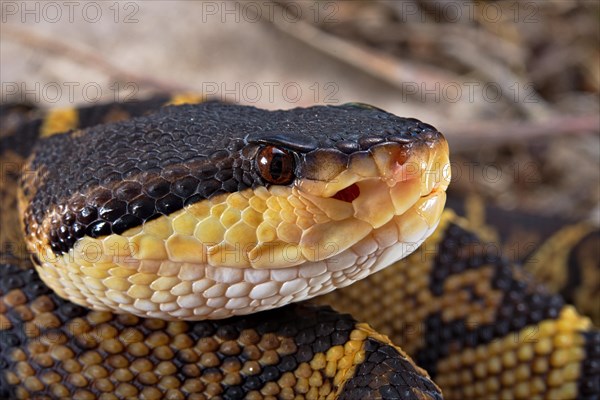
[331,183,360,203]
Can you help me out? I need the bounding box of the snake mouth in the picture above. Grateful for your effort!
[298,137,450,228]
[331,183,361,203]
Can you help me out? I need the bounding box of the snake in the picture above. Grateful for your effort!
[0,96,598,400]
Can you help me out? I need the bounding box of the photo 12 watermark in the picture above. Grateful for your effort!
[450,160,541,185]
[200,81,340,104]
[1,1,141,24]
[393,0,539,24]
[400,81,540,105]
[197,1,339,24]
[1,81,140,104]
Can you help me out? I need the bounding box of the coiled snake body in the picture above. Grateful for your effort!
[0,97,598,399]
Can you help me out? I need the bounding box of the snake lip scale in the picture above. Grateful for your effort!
[18,102,450,320]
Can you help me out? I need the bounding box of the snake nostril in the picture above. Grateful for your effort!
[331,183,360,203]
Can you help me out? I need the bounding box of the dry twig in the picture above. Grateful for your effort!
[257,1,461,94]
[444,114,599,151]
[2,26,188,93]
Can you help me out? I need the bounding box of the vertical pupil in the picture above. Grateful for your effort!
[270,154,283,177]
[257,146,294,184]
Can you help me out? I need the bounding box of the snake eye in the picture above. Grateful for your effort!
[256,146,295,185]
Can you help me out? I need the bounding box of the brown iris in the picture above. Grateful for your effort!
[256,146,295,185]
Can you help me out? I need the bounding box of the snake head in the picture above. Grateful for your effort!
[19,102,450,320]
[242,104,450,269]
